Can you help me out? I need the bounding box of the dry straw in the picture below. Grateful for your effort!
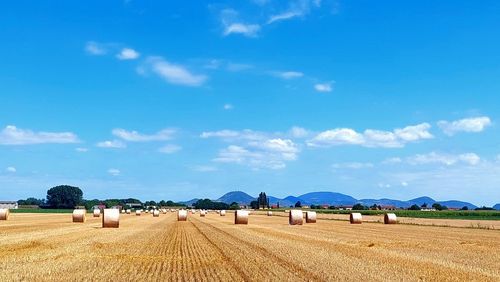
[289,210,303,225]
[220,210,226,216]
[102,208,120,228]
[306,211,317,223]
[350,213,362,224]
[267,211,273,216]
[0,208,10,220]
[384,213,398,224]
[136,210,141,216]
[126,209,131,214]
[72,209,86,223]
[234,210,249,224]
[178,210,188,221]
[93,209,101,217]
[153,210,160,217]
[200,210,206,217]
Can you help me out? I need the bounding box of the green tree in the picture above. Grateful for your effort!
[229,202,240,210]
[352,203,367,210]
[257,192,269,209]
[408,204,421,210]
[461,206,469,211]
[18,197,45,206]
[46,185,83,209]
[294,201,302,208]
[250,200,259,209]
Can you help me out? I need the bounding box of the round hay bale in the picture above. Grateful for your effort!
[135,210,141,216]
[126,209,131,214]
[384,213,397,224]
[145,210,149,214]
[200,210,206,217]
[0,208,10,220]
[350,213,362,224]
[102,208,120,228]
[267,211,273,216]
[289,210,303,225]
[153,210,160,217]
[177,210,188,221]
[234,210,249,225]
[306,211,317,223]
[72,209,86,223]
[93,209,101,217]
[220,210,226,216]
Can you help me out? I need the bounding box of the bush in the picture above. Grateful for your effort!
[46,185,83,209]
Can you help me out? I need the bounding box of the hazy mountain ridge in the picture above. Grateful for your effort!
[188,191,480,209]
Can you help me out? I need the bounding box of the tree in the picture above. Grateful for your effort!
[421,203,428,208]
[250,200,259,209]
[18,197,45,206]
[257,192,269,209]
[193,199,229,210]
[229,202,240,210]
[294,201,302,208]
[46,185,83,209]
[461,206,469,210]
[408,204,421,210]
[352,203,367,210]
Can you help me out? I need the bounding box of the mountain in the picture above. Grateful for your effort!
[179,198,199,206]
[280,196,303,207]
[299,192,357,206]
[438,200,477,210]
[216,191,255,205]
[407,197,436,207]
[493,204,500,210]
[358,198,409,208]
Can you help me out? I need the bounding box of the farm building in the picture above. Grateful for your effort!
[0,201,18,209]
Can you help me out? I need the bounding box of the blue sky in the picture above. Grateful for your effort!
[1,1,500,205]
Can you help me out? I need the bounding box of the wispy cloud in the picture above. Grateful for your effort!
[96,140,126,149]
[6,166,16,173]
[273,71,304,79]
[0,125,79,145]
[108,168,121,176]
[314,82,333,92]
[332,162,374,169]
[307,123,433,148]
[289,126,309,138]
[223,104,234,110]
[85,41,107,55]
[221,9,261,37]
[437,116,492,136]
[267,0,320,24]
[143,56,208,87]
[75,147,89,152]
[116,48,140,60]
[158,144,182,154]
[112,128,175,142]
[192,165,218,172]
[407,152,481,166]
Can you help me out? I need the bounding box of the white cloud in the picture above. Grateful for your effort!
[144,56,207,87]
[200,129,266,141]
[85,41,106,55]
[223,104,234,110]
[214,138,299,170]
[437,116,491,136]
[307,123,433,148]
[6,167,16,173]
[407,152,481,166]
[226,63,253,72]
[75,147,88,152]
[116,48,140,60]
[314,82,333,92]
[224,23,261,37]
[274,71,304,79]
[158,144,182,154]
[267,0,320,24]
[401,181,409,187]
[112,128,175,142]
[108,168,120,176]
[268,11,303,24]
[332,162,374,169]
[382,157,403,164]
[289,126,309,138]
[0,125,79,145]
[220,9,260,37]
[96,140,126,149]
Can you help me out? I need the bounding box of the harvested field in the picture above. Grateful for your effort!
[1,212,499,281]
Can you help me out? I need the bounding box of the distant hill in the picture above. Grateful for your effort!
[493,204,500,210]
[179,198,199,206]
[216,191,255,205]
[183,190,479,209]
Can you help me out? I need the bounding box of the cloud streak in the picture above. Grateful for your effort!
[0,125,79,145]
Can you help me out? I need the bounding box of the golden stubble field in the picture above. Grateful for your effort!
[1,212,499,281]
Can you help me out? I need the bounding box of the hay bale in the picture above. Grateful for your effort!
[135,210,141,216]
[200,210,206,217]
[220,210,226,216]
[289,210,303,225]
[102,209,120,228]
[350,213,362,224]
[306,211,317,223]
[267,211,273,216]
[145,210,149,214]
[178,210,188,221]
[72,209,86,223]
[234,210,249,225]
[384,213,397,224]
[121,210,125,214]
[93,209,101,217]
[0,209,10,220]
[126,209,131,214]
[153,210,160,217]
